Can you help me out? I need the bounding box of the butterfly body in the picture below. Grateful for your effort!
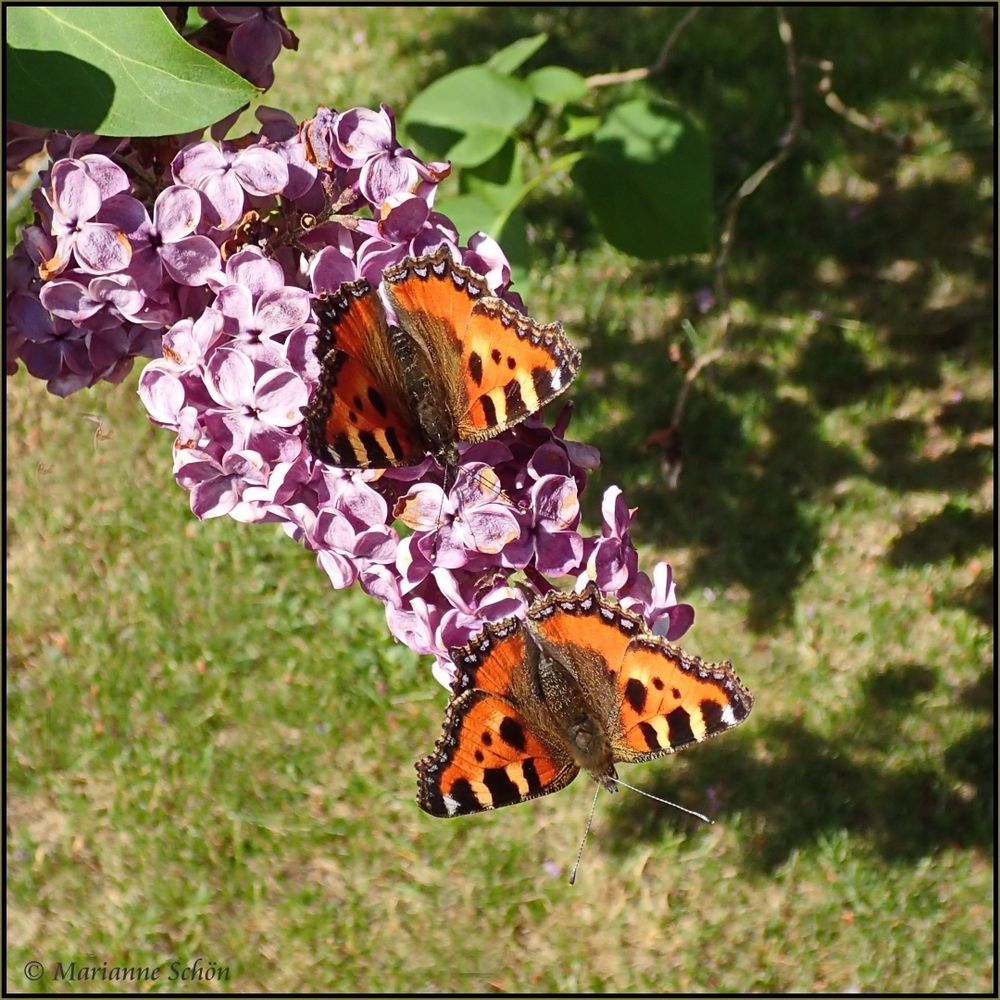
[305,246,581,470]
[416,584,754,817]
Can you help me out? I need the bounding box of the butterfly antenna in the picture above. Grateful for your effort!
[608,776,714,824]
[569,783,602,886]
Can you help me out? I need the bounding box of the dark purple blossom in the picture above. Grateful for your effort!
[197,6,298,89]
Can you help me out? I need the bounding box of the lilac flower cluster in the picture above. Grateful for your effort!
[8,95,694,682]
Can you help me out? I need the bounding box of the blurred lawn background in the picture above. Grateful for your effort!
[6,6,994,993]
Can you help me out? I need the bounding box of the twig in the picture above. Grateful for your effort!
[669,347,725,430]
[661,6,803,478]
[586,7,701,88]
[714,6,802,338]
[809,57,912,150]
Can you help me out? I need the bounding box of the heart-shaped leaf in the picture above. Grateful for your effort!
[527,66,589,106]
[7,6,257,136]
[403,66,534,165]
[572,99,712,259]
[486,33,548,75]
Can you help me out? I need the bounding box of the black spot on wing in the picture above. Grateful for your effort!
[384,426,404,460]
[638,721,661,750]
[446,777,482,814]
[666,707,695,748]
[480,393,498,427]
[503,378,528,420]
[367,386,388,417]
[332,433,355,462]
[491,348,502,364]
[531,366,553,402]
[482,766,521,807]
[625,678,647,714]
[701,698,725,734]
[521,756,543,795]
[358,430,383,463]
[499,715,526,752]
[469,351,483,386]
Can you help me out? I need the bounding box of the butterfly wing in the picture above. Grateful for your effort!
[416,690,578,816]
[417,616,578,816]
[305,280,425,467]
[526,583,753,763]
[609,637,753,762]
[382,246,581,443]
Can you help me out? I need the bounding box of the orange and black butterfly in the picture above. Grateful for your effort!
[304,245,581,470]
[416,583,753,817]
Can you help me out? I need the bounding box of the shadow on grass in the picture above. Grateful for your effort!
[603,659,995,869]
[887,504,994,567]
[409,6,992,629]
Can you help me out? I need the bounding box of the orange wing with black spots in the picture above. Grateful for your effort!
[416,689,577,816]
[526,583,753,760]
[382,246,581,441]
[305,280,424,467]
[418,615,577,816]
[611,638,753,761]
[306,247,581,471]
[417,585,753,818]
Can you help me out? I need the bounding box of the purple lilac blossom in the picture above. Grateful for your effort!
[9,101,696,681]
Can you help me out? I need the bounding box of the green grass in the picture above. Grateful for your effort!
[6,6,994,994]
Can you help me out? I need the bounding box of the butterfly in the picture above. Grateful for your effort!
[416,583,753,817]
[304,245,581,471]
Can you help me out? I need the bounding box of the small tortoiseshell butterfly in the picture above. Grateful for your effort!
[416,583,753,817]
[305,245,581,470]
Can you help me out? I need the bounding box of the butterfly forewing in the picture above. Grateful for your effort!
[383,246,581,444]
[306,281,423,467]
[457,300,581,441]
[611,639,754,762]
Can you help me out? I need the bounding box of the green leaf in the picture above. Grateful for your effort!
[485,33,548,75]
[461,139,525,213]
[433,194,531,283]
[6,6,257,137]
[562,112,602,142]
[434,194,500,243]
[527,66,589,106]
[403,66,533,164]
[571,98,712,259]
[445,128,512,169]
